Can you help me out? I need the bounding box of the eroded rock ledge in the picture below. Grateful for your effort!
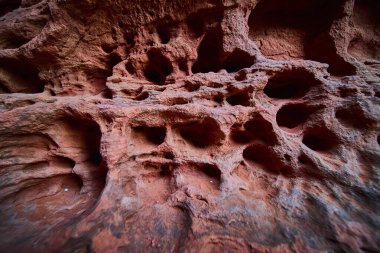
[0,0,379,252]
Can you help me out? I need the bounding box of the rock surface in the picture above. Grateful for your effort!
[0,0,379,252]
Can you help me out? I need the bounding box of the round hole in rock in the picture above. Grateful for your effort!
[176,118,224,148]
[186,7,224,38]
[157,26,171,44]
[125,62,136,75]
[224,49,255,73]
[235,71,247,81]
[213,95,224,104]
[178,59,188,73]
[244,114,278,146]
[192,27,223,73]
[109,52,122,68]
[302,126,339,152]
[164,152,175,160]
[143,49,173,85]
[243,144,289,175]
[184,81,200,92]
[102,88,113,99]
[133,126,166,145]
[276,103,319,129]
[335,106,375,129]
[230,129,253,144]
[101,43,114,54]
[157,22,177,44]
[226,92,251,106]
[0,58,45,93]
[264,69,320,99]
[199,164,222,187]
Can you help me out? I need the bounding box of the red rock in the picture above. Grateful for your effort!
[0,0,379,252]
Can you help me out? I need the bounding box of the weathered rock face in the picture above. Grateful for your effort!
[0,0,379,252]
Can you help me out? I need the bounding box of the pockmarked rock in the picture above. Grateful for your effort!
[0,0,379,252]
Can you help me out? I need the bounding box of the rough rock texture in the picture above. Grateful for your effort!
[0,0,379,252]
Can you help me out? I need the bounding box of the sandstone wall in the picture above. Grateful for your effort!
[0,0,379,252]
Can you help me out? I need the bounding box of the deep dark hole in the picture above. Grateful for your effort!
[305,34,356,76]
[213,95,224,104]
[135,126,166,145]
[125,62,136,75]
[160,165,172,177]
[298,153,313,165]
[157,23,176,44]
[192,27,223,73]
[302,128,338,152]
[177,118,224,148]
[90,153,102,165]
[164,152,175,160]
[186,8,224,37]
[158,28,170,44]
[101,43,114,54]
[276,104,317,129]
[178,59,188,73]
[58,156,76,169]
[265,80,307,99]
[184,81,200,92]
[186,13,205,37]
[0,58,44,93]
[200,164,221,184]
[124,32,135,46]
[264,69,318,99]
[0,82,10,93]
[235,71,247,81]
[244,115,278,146]
[303,134,330,151]
[224,50,255,73]
[109,52,122,68]
[230,129,253,144]
[84,121,103,165]
[102,88,113,99]
[243,145,272,165]
[143,49,173,85]
[0,0,21,17]
[226,92,251,106]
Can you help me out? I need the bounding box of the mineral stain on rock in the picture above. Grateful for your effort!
[0,0,379,252]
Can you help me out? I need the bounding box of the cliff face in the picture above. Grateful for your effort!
[0,0,379,252]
